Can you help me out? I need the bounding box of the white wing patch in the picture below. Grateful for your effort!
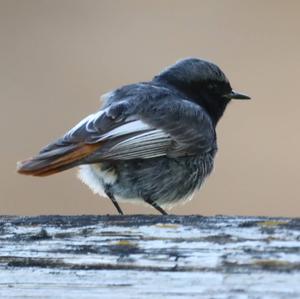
[66,110,106,137]
[65,107,172,160]
[98,120,152,140]
[102,129,171,159]
[67,110,151,142]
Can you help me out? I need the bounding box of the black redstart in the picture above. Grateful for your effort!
[17,58,250,215]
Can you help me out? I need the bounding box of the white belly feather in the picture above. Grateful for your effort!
[78,164,117,198]
[77,164,145,204]
[77,163,197,209]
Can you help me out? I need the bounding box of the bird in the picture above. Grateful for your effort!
[17,58,250,215]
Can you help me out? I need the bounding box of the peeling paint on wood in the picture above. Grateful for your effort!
[0,215,299,298]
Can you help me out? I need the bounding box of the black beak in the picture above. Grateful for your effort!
[225,90,251,100]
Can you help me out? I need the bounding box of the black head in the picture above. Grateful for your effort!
[154,58,250,125]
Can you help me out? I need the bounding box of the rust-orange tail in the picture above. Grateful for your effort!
[17,143,99,177]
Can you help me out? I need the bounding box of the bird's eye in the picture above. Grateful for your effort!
[207,83,216,91]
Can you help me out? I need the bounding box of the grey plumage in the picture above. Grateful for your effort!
[17,58,250,214]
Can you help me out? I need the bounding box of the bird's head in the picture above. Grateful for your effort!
[154,58,250,125]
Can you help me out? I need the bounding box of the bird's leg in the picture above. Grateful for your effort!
[144,198,168,215]
[105,189,124,215]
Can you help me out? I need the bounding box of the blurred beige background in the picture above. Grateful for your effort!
[1,0,299,216]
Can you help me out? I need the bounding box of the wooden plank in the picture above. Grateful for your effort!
[0,215,299,298]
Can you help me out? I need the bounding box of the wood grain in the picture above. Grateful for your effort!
[0,215,299,298]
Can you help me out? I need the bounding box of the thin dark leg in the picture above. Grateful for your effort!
[105,190,124,215]
[145,199,168,215]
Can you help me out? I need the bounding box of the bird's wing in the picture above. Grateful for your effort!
[17,93,216,176]
[64,109,172,160]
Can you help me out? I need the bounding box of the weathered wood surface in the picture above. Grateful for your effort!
[0,215,299,298]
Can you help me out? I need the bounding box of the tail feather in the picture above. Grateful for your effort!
[17,143,100,177]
